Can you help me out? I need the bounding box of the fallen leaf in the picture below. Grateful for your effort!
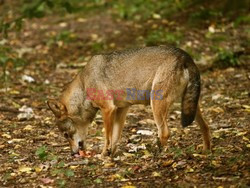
[2,133,11,138]
[185,167,194,173]
[141,150,152,159]
[123,152,135,158]
[242,136,249,141]
[136,130,153,136]
[193,154,207,159]
[152,13,161,19]
[152,171,161,177]
[35,167,42,173]
[19,166,32,173]
[69,165,78,169]
[104,162,115,168]
[162,160,174,167]
[78,150,96,158]
[23,125,33,131]
[212,160,221,167]
[242,105,250,109]
[22,75,35,83]
[40,177,54,184]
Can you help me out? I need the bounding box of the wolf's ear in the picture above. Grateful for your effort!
[47,99,67,118]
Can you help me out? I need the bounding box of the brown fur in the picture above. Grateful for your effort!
[47,46,211,156]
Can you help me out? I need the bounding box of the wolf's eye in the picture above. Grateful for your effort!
[64,133,69,139]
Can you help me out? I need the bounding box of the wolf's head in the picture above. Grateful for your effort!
[47,99,88,155]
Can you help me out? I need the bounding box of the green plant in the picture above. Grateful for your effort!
[0,44,27,84]
[47,30,77,46]
[35,145,48,160]
[91,41,105,53]
[94,178,102,184]
[169,147,184,159]
[214,49,240,68]
[188,8,222,26]
[0,0,76,37]
[110,0,190,21]
[145,28,183,45]
[184,46,201,61]
[56,179,66,187]
[234,15,250,27]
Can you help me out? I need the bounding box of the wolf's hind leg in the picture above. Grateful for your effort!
[195,104,211,151]
[150,70,183,149]
[151,97,173,147]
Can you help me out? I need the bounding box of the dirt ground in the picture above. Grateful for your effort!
[0,3,250,188]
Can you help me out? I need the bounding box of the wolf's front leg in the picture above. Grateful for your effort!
[110,107,129,157]
[101,106,116,157]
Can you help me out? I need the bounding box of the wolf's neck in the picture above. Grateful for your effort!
[59,75,97,121]
[60,75,84,115]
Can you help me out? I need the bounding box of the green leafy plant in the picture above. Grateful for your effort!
[215,49,240,68]
[35,145,48,160]
[47,30,77,46]
[0,0,76,37]
[169,147,184,159]
[234,15,250,27]
[110,0,190,21]
[91,41,105,53]
[145,28,183,45]
[188,8,222,26]
[0,44,27,84]
[56,179,66,187]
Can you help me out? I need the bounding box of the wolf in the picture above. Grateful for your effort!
[47,46,211,157]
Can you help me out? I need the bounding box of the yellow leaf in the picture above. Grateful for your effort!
[141,150,152,159]
[111,173,122,180]
[162,160,174,167]
[172,162,177,168]
[236,131,247,136]
[121,186,136,188]
[123,152,135,158]
[213,132,220,138]
[212,160,220,167]
[186,168,194,173]
[152,13,161,19]
[2,133,11,138]
[35,167,42,173]
[242,105,250,109]
[104,162,115,168]
[10,90,20,94]
[152,171,161,177]
[11,139,24,142]
[109,43,116,48]
[243,136,249,141]
[70,165,78,169]
[14,144,21,149]
[24,125,33,131]
[193,154,207,159]
[91,34,98,40]
[211,107,224,113]
[19,166,32,173]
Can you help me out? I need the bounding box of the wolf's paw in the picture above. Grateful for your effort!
[101,148,112,158]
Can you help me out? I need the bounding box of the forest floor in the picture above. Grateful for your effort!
[0,2,250,188]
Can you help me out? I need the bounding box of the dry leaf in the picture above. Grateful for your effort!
[19,166,32,173]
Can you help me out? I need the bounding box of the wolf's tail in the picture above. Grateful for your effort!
[181,60,201,127]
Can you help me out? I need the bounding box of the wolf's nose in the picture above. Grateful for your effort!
[78,141,84,150]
